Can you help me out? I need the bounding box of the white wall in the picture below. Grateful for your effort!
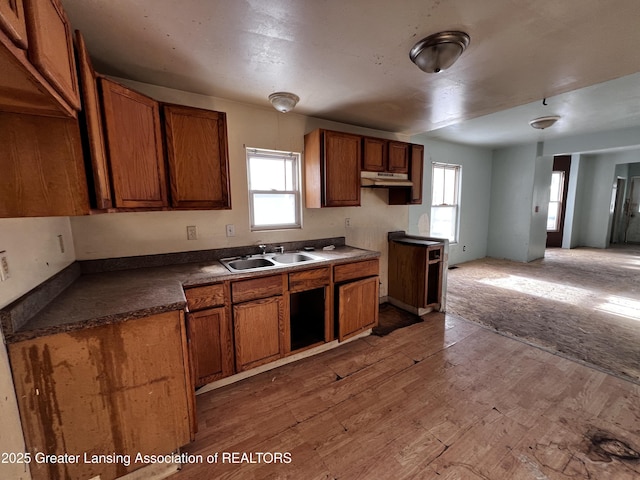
[407,137,493,266]
[528,153,553,261]
[70,79,411,297]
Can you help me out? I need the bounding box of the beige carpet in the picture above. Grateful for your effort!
[445,245,640,384]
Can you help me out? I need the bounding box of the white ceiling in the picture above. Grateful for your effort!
[61,0,640,148]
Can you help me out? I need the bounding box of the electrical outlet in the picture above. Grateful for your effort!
[345,218,351,228]
[186,226,198,240]
[58,234,65,253]
[0,251,10,281]
[463,245,466,252]
[226,224,235,237]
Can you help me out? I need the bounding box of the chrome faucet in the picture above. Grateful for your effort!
[275,246,285,254]
[258,244,267,255]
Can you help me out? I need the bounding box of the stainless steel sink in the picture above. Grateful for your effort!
[227,257,275,270]
[271,253,314,264]
[220,251,324,273]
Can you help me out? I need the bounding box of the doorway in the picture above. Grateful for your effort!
[546,155,571,248]
[610,177,626,244]
[624,176,640,244]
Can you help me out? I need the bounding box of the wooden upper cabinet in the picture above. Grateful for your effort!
[362,136,386,172]
[304,129,361,208]
[389,143,424,205]
[0,111,89,217]
[23,0,80,110]
[100,78,168,208]
[0,0,27,48]
[163,104,231,209]
[75,30,111,209]
[388,141,409,173]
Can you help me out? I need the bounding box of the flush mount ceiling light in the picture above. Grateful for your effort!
[410,31,470,73]
[529,115,560,129]
[268,92,300,113]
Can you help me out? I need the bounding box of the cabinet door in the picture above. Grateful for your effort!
[233,296,284,372]
[408,143,424,204]
[362,136,386,172]
[23,0,80,109]
[388,141,409,173]
[188,307,234,387]
[100,78,168,208]
[76,30,112,209]
[0,0,27,48]
[324,130,361,207]
[163,104,231,209]
[337,276,379,341]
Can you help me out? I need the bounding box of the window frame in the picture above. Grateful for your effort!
[430,162,462,243]
[246,147,302,232]
[546,170,565,232]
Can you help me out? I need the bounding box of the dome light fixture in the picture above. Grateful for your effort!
[268,92,300,113]
[410,31,470,73]
[529,115,560,130]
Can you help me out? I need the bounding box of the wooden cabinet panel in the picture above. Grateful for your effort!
[362,136,386,172]
[163,104,231,209]
[8,311,192,480]
[337,276,379,341]
[0,112,89,217]
[188,307,234,386]
[334,259,379,283]
[185,283,226,311]
[388,141,409,173]
[289,266,331,292]
[23,0,79,110]
[304,129,361,208]
[231,274,283,303]
[75,30,111,209]
[100,78,168,208]
[0,0,27,48]
[234,296,284,371]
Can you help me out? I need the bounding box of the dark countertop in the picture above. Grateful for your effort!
[4,245,379,343]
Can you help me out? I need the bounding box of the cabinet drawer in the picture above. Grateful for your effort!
[289,267,330,292]
[184,283,226,311]
[334,259,379,283]
[232,275,283,303]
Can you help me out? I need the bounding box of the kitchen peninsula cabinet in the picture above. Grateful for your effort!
[163,104,231,209]
[304,128,361,208]
[184,283,234,387]
[100,78,168,208]
[334,259,379,341]
[8,311,194,480]
[232,275,285,372]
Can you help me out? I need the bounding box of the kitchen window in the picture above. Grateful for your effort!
[547,171,565,231]
[430,163,461,243]
[246,148,302,231]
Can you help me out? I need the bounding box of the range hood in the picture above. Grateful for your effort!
[361,171,413,187]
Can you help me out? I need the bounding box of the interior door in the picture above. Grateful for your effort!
[546,155,571,248]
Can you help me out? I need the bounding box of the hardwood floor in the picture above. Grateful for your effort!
[446,245,640,384]
[173,313,640,479]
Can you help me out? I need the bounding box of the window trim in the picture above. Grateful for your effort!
[246,147,302,231]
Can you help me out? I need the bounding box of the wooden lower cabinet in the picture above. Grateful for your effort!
[187,307,234,387]
[233,296,284,372]
[8,311,194,480]
[336,276,379,341]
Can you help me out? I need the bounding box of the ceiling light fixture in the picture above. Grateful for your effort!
[410,31,470,73]
[268,92,300,113]
[529,115,560,129]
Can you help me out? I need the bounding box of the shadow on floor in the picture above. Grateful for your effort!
[372,303,423,336]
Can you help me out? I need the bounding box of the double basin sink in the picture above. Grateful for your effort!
[220,251,325,273]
